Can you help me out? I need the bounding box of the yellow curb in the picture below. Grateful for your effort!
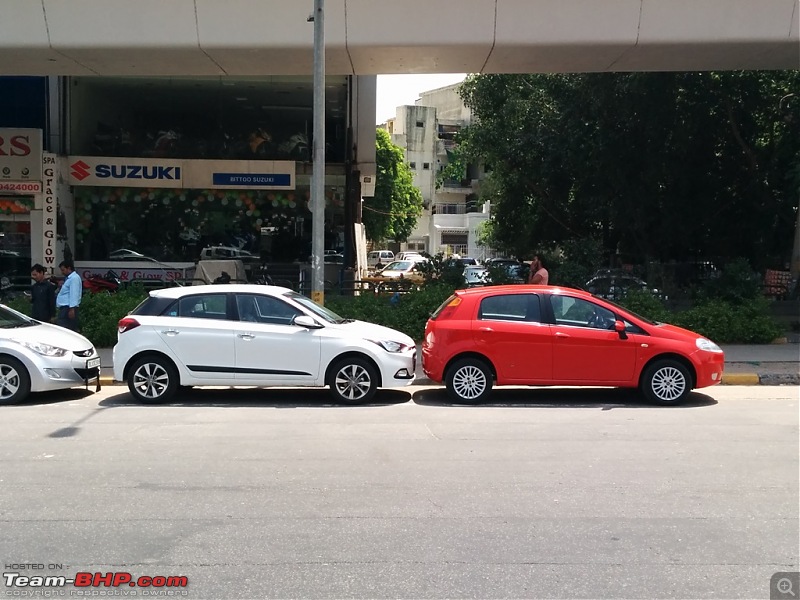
[721,373,760,385]
[99,376,123,386]
[770,337,788,344]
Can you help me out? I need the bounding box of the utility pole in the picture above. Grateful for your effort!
[310,0,325,305]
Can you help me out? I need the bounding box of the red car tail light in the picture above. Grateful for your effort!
[118,317,140,334]
[434,296,462,321]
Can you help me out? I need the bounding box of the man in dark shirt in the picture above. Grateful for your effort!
[30,263,56,322]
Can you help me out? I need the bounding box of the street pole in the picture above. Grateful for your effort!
[311,0,325,305]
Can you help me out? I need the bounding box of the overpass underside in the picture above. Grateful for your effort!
[0,0,797,76]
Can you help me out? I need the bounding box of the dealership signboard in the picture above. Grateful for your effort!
[68,157,295,190]
[0,128,43,184]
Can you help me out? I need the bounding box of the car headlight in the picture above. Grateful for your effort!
[15,340,69,357]
[369,339,410,353]
[696,338,723,353]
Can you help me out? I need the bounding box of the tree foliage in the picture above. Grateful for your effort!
[363,128,424,244]
[455,72,800,270]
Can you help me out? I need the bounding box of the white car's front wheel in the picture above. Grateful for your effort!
[328,357,379,405]
[0,357,31,405]
[127,355,179,404]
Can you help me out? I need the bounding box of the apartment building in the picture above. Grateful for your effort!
[385,83,491,259]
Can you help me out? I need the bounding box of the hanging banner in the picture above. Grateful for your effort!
[0,128,43,181]
[42,153,57,270]
[67,156,295,190]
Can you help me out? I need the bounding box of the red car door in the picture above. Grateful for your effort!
[548,294,637,383]
[472,292,553,383]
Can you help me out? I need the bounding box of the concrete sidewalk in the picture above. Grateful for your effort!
[97,343,799,387]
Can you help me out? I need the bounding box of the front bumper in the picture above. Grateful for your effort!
[692,350,725,389]
[29,354,101,392]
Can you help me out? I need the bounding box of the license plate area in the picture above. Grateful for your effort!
[86,357,101,369]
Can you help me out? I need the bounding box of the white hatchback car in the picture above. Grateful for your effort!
[113,284,417,404]
[0,304,100,405]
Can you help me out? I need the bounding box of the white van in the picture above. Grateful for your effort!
[367,250,394,268]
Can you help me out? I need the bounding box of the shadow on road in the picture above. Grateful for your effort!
[98,386,413,409]
[412,386,718,409]
[6,388,96,407]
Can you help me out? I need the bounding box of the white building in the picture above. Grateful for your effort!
[385,83,492,260]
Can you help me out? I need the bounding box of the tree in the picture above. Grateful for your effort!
[362,129,423,244]
[456,72,800,270]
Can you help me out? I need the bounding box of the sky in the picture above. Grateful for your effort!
[375,73,467,124]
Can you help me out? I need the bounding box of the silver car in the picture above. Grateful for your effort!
[0,304,100,405]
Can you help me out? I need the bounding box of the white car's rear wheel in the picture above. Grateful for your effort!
[128,355,179,403]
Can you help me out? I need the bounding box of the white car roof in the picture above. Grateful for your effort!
[149,284,295,299]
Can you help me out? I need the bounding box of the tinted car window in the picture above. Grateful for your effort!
[236,294,301,325]
[162,294,228,320]
[479,294,541,323]
[130,296,177,316]
[550,295,615,329]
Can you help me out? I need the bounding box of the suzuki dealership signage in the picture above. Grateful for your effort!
[0,127,43,186]
[69,157,183,188]
[68,157,295,190]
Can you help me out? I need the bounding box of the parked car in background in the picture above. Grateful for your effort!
[0,304,100,405]
[369,258,428,283]
[367,250,395,268]
[396,251,424,261]
[463,265,490,287]
[585,269,665,300]
[113,284,416,405]
[422,285,724,406]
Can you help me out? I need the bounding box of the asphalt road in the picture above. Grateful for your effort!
[1,385,798,600]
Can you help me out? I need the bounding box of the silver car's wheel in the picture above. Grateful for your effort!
[329,357,378,404]
[128,355,178,404]
[446,358,493,404]
[641,360,691,405]
[0,357,31,405]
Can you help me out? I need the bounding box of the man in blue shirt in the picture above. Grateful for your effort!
[56,259,82,331]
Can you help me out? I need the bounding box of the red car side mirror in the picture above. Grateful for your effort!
[614,320,628,339]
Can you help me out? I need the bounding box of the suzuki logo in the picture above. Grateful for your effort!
[71,160,91,181]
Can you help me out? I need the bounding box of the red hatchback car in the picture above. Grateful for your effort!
[422,285,724,405]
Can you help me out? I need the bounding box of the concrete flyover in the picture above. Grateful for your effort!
[0,0,796,76]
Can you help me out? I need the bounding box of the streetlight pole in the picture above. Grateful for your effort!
[311,0,325,305]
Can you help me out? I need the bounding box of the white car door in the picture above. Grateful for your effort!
[156,292,236,380]
[232,294,321,383]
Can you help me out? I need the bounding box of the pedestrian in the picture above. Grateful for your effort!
[56,259,82,331]
[528,255,549,285]
[30,263,56,322]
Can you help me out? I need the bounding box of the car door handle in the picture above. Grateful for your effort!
[478,326,494,333]
[161,329,179,336]
[554,331,570,338]
[237,333,255,340]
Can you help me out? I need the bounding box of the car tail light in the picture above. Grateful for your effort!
[118,317,140,334]
[435,296,462,320]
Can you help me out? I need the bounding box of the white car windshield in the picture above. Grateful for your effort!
[285,291,349,324]
[0,305,36,328]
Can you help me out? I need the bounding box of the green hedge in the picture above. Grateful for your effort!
[5,279,780,347]
[6,286,148,348]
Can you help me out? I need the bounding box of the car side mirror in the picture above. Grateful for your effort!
[614,320,628,339]
[294,315,323,329]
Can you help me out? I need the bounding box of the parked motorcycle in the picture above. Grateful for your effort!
[83,270,123,294]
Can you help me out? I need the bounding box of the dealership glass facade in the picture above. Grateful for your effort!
[67,76,350,266]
